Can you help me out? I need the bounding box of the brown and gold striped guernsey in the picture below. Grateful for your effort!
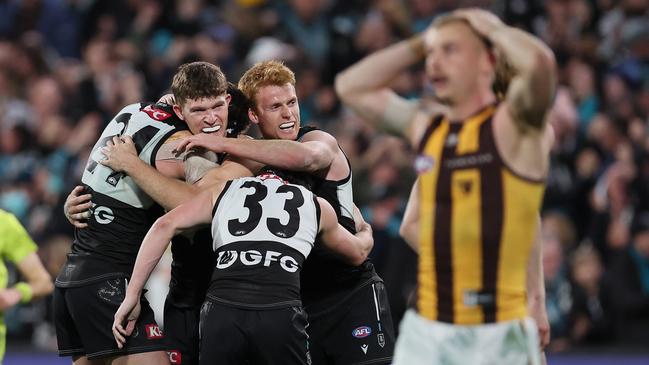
[415,104,545,324]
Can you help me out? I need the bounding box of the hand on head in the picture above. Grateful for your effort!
[452,8,505,38]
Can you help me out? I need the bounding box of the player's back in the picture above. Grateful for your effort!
[416,104,544,324]
[207,174,320,308]
[57,102,186,287]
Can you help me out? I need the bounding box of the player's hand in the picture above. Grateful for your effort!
[112,294,141,349]
[64,186,92,229]
[99,136,138,173]
[453,8,505,38]
[0,288,23,310]
[529,296,551,349]
[174,133,226,155]
[352,204,367,233]
[158,93,176,105]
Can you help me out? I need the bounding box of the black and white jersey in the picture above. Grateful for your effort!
[206,174,320,309]
[56,102,186,287]
[296,127,379,306]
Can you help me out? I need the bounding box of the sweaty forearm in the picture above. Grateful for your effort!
[488,26,554,76]
[126,160,197,210]
[526,225,546,304]
[336,35,424,99]
[127,220,174,298]
[221,138,330,172]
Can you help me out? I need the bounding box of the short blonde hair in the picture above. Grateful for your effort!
[431,14,514,100]
[238,60,296,107]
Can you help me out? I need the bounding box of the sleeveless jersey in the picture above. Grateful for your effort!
[296,127,379,308]
[56,102,186,287]
[415,104,545,324]
[167,153,224,308]
[207,174,321,309]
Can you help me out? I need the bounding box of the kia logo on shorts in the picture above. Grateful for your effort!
[352,326,372,338]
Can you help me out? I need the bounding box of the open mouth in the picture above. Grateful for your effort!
[431,76,448,87]
[279,122,295,130]
[202,125,221,133]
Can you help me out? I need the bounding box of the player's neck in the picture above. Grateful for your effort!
[446,90,497,123]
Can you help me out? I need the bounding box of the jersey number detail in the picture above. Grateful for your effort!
[86,112,160,186]
[228,182,305,239]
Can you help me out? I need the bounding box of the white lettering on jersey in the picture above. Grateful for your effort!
[215,249,300,273]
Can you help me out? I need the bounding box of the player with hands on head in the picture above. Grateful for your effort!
[336,7,555,365]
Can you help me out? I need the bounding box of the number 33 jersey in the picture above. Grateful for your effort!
[208,174,321,309]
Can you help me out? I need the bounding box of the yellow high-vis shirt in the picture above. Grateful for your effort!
[0,209,38,361]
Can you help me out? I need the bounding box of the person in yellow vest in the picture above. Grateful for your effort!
[0,209,53,362]
[335,8,555,365]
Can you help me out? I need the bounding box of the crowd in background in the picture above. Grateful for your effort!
[0,0,648,354]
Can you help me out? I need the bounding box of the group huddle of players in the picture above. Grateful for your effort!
[55,60,395,365]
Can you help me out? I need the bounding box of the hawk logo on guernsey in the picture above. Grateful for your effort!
[142,105,172,121]
[352,326,372,338]
[145,324,163,339]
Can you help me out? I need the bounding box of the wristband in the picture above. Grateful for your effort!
[14,282,33,303]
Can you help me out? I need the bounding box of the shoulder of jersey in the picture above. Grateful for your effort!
[297,125,320,141]
[131,101,187,129]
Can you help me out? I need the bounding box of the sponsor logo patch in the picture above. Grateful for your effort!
[145,324,163,339]
[352,326,372,339]
[142,105,172,121]
[415,155,435,174]
[168,350,182,364]
[361,344,369,354]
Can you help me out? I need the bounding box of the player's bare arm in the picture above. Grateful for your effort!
[335,34,430,142]
[176,130,340,176]
[455,9,556,130]
[317,197,374,266]
[456,8,556,179]
[112,186,222,347]
[98,131,203,211]
[399,179,421,252]
[528,216,550,349]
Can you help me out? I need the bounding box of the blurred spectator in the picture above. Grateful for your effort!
[608,210,649,346]
[569,244,614,345]
[543,231,573,352]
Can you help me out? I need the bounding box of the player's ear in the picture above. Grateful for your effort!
[173,104,185,121]
[248,108,259,125]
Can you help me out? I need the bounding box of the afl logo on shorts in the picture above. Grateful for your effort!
[94,206,114,224]
[415,154,435,174]
[352,326,372,338]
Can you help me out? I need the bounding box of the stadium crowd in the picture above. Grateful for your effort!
[0,0,648,355]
